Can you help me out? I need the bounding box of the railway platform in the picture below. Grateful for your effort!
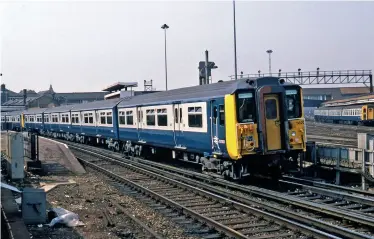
[0,132,85,239]
[37,136,86,175]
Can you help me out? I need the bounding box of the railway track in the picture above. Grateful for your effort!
[281,176,374,197]
[279,177,374,215]
[306,121,373,142]
[75,151,326,238]
[62,140,374,239]
[307,134,357,147]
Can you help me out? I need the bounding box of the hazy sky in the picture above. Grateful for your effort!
[1,1,373,93]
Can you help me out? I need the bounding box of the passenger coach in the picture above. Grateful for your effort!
[16,76,306,180]
[116,77,306,179]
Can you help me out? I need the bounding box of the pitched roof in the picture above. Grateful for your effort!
[2,97,39,106]
[340,87,370,95]
[56,92,106,100]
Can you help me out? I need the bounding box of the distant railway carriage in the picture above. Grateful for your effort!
[13,77,306,180]
[23,108,46,132]
[68,99,121,145]
[2,111,21,131]
[314,104,374,125]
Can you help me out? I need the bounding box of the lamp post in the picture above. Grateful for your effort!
[161,24,169,91]
[266,49,273,76]
[233,0,238,80]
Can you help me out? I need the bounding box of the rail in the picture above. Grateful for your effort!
[65,141,374,239]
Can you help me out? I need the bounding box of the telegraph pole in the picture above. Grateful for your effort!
[161,24,169,91]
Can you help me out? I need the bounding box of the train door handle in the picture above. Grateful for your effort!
[275,120,280,127]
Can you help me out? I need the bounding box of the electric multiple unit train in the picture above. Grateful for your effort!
[1,77,306,179]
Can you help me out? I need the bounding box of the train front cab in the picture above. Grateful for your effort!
[361,105,374,126]
[225,80,306,177]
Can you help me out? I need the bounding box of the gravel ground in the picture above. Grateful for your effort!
[28,172,197,239]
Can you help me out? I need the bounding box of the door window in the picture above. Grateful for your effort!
[265,99,277,119]
[213,106,217,124]
[219,105,225,126]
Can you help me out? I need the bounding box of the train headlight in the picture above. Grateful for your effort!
[291,131,296,137]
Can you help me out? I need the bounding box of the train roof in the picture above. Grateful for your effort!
[5,111,22,116]
[19,77,292,114]
[44,105,75,113]
[23,108,47,115]
[71,98,122,111]
[118,77,291,108]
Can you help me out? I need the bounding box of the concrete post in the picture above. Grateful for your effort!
[369,139,374,177]
[336,149,340,185]
[300,152,304,175]
[362,148,366,190]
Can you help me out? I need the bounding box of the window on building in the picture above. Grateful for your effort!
[188,106,203,128]
[146,109,155,126]
[119,111,126,125]
[126,111,133,125]
[157,109,167,126]
[106,112,112,124]
[219,105,225,126]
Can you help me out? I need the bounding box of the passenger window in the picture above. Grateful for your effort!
[107,112,113,124]
[180,108,182,123]
[100,112,106,124]
[89,113,94,124]
[188,107,203,128]
[146,109,155,126]
[157,109,167,126]
[126,111,133,125]
[219,105,225,126]
[265,99,277,119]
[119,112,126,125]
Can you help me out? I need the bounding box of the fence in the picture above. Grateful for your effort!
[305,133,374,190]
